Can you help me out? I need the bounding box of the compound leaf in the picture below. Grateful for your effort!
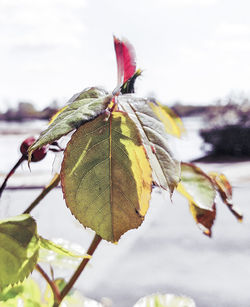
[28,87,112,159]
[0,215,40,290]
[61,111,152,242]
[209,172,243,221]
[177,163,216,211]
[119,95,180,193]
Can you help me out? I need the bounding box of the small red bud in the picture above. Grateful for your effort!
[31,145,48,162]
[20,137,36,155]
[20,137,48,162]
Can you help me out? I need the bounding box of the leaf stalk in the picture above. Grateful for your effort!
[35,263,61,304]
[23,174,61,214]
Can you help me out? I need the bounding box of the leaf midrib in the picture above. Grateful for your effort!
[109,113,114,241]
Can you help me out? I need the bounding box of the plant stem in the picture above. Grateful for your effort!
[23,174,61,214]
[0,155,26,198]
[36,263,61,304]
[59,233,102,303]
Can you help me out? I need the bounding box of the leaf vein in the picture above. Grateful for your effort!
[83,185,111,215]
[75,157,109,198]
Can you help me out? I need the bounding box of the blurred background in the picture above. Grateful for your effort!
[1,0,250,306]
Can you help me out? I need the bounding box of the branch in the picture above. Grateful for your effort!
[0,155,26,199]
[23,174,61,214]
[36,263,61,304]
[59,233,102,302]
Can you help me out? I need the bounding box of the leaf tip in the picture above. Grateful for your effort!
[198,223,212,237]
[204,229,212,237]
[238,216,243,223]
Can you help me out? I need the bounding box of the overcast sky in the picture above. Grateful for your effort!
[0,0,250,111]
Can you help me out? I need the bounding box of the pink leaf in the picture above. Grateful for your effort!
[113,36,136,88]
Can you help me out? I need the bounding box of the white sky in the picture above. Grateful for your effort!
[0,0,250,111]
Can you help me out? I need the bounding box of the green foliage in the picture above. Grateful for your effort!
[0,278,41,307]
[133,293,196,307]
[0,215,40,290]
[119,95,180,193]
[28,87,112,159]
[61,111,152,242]
[44,278,103,306]
[39,237,88,259]
[0,36,243,306]
[177,163,243,236]
[0,277,102,307]
[177,163,215,211]
[177,163,218,236]
[148,100,185,138]
[39,237,90,269]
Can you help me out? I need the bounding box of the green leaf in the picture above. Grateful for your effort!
[118,95,180,193]
[61,291,103,307]
[61,111,152,242]
[209,172,243,221]
[0,278,41,307]
[39,237,90,269]
[189,201,216,237]
[177,162,216,211]
[28,87,112,160]
[0,215,40,290]
[133,293,196,307]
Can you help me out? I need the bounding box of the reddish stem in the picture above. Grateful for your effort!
[23,174,61,214]
[36,264,61,304]
[0,155,26,198]
[59,234,102,302]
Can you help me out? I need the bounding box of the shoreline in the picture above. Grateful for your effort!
[192,154,250,164]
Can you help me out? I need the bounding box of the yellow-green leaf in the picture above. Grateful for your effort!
[0,278,41,307]
[0,215,40,289]
[61,111,152,242]
[39,237,90,269]
[134,293,196,307]
[119,95,180,193]
[148,100,185,137]
[209,172,243,221]
[189,201,216,237]
[49,105,69,124]
[177,163,216,211]
[28,87,112,160]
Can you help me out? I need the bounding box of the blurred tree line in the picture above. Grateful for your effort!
[0,101,59,121]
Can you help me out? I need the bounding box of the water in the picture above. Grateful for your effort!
[0,118,250,307]
[172,116,205,161]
